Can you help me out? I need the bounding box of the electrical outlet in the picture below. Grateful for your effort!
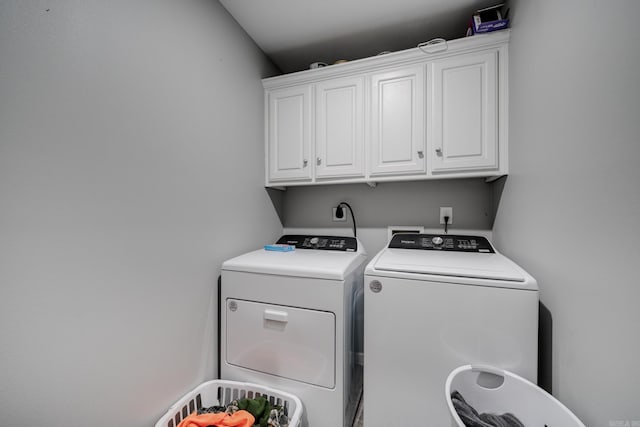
[332,207,347,222]
[439,207,453,225]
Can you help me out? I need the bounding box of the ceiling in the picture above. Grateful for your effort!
[219,0,499,74]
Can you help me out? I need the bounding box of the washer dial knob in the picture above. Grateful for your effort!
[432,236,444,245]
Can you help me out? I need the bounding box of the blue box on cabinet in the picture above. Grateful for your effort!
[469,4,510,35]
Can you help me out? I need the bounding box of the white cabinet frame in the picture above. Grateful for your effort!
[263,31,510,188]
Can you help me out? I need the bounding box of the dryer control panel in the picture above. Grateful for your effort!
[276,235,357,251]
[388,233,495,253]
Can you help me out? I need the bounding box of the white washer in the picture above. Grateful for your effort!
[364,233,538,426]
[221,235,367,427]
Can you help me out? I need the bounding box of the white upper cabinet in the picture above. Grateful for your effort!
[263,31,509,187]
[370,65,425,176]
[267,84,312,182]
[315,76,365,179]
[430,50,498,173]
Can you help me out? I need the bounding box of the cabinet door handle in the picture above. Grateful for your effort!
[317,157,322,166]
[417,150,424,159]
[303,159,308,167]
[435,148,443,156]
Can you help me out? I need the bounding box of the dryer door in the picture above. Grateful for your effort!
[225,299,336,388]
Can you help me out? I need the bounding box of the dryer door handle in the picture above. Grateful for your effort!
[264,309,289,323]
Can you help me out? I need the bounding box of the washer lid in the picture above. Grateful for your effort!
[372,248,528,283]
[222,241,366,280]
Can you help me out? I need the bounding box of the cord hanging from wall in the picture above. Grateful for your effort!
[335,202,357,237]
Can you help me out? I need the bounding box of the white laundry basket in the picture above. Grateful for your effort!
[155,379,303,427]
[446,365,585,427]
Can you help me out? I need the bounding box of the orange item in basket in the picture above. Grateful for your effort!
[177,410,255,427]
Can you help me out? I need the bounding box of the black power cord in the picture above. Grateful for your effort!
[335,202,357,237]
[444,215,450,234]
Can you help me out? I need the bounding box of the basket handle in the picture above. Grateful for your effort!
[470,365,507,390]
[470,364,506,378]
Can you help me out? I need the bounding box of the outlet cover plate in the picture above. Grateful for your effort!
[439,207,453,225]
[332,207,347,222]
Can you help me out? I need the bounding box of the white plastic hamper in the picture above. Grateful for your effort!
[155,380,303,427]
[446,365,586,427]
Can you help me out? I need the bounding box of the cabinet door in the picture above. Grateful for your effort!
[267,85,312,182]
[430,50,498,173]
[370,65,426,176]
[315,77,365,178]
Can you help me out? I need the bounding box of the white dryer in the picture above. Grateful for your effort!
[364,233,538,426]
[221,235,367,427]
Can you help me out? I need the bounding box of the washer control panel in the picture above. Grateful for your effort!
[388,233,494,253]
[276,235,357,251]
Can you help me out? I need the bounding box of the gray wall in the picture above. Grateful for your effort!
[493,0,640,426]
[282,178,497,229]
[0,1,282,426]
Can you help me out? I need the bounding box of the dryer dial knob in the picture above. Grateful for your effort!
[432,236,444,245]
[309,237,319,245]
